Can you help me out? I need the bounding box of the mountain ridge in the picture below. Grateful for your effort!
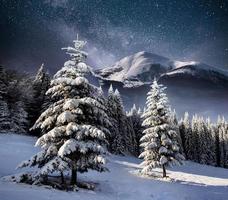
[96,51,228,88]
[93,51,228,118]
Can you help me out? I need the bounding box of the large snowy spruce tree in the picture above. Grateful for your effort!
[139,79,184,177]
[18,36,111,187]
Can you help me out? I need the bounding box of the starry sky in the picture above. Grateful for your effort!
[0,0,228,73]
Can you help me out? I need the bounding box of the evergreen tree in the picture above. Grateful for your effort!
[10,101,28,133]
[197,117,211,164]
[0,66,11,132]
[18,37,111,187]
[29,64,50,136]
[191,115,200,162]
[181,112,195,160]
[112,89,127,154]
[216,117,228,168]
[139,80,184,177]
[170,110,184,154]
[205,117,216,166]
[106,86,137,155]
[33,63,51,111]
[106,84,121,153]
[114,89,136,155]
[127,104,143,155]
[5,73,31,133]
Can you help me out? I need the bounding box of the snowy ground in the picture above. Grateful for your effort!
[0,134,228,200]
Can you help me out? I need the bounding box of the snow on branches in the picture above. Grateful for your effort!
[139,79,184,177]
[18,37,111,187]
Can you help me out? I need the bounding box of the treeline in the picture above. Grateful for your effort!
[6,38,228,190]
[179,113,228,168]
[126,105,228,168]
[0,65,50,134]
[0,65,228,169]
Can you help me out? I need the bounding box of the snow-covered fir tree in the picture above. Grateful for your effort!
[197,117,215,165]
[18,36,111,187]
[29,64,50,136]
[178,113,228,168]
[10,101,28,133]
[170,110,184,154]
[205,117,216,166]
[127,104,143,155]
[106,85,136,155]
[0,66,32,133]
[216,116,228,168]
[106,84,123,153]
[6,73,31,133]
[191,115,200,162]
[111,88,126,154]
[0,66,11,132]
[114,89,136,155]
[179,112,193,159]
[139,80,184,177]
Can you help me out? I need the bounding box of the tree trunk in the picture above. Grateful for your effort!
[70,168,77,185]
[162,164,166,178]
[43,174,48,184]
[60,172,65,184]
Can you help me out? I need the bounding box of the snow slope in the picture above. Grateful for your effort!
[96,51,171,83]
[1,134,228,200]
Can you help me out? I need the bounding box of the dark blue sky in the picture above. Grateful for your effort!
[0,0,228,73]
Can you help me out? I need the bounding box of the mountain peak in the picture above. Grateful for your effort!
[96,51,228,88]
[96,51,171,82]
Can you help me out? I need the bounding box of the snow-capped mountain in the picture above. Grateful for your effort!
[96,51,172,84]
[162,62,228,86]
[96,51,228,88]
[94,52,228,118]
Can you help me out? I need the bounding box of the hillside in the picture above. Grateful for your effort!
[0,134,228,200]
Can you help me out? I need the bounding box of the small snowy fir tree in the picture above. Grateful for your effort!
[169,110,184,154]
[11,101,28,133]
[29,64,50,136]
[6,75,31,133]
[112,89,126,154]
[18,35,111,187]
[216,116,228,168]
[205,117,216,166]
[106,84,121,153]
[106,86,125,154]
[191,115,200,162]
[114,89,136,155]
[139,79,184,177]
[197,117,210,164]
[127,104,143,156]
[179,112,193,159]
[106,86,136,155]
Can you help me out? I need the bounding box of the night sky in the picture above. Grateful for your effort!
[0,0,228,73]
